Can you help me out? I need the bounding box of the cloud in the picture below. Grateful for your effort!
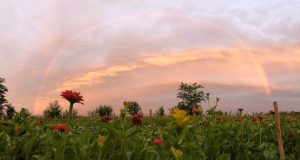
[0,0,299,114]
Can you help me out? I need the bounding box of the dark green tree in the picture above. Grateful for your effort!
[0,77,8,119]
[95,105,113,117]
[176,82,206,114]
[123,101,141,116]
[5,103,16,119]
[43,101,62,118]
[155,106,165,116]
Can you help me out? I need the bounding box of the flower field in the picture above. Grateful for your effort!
[1,111,300,160]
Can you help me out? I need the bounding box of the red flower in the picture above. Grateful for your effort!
[131,114,142,125]
[238,119,245,123]
[49,124,69,132]
[153,138,163,145]
[35,121,43,126]
[251,117,258,122]
[61,90,84,104]
[215,116,221,122]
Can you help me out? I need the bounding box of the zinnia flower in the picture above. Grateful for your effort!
[98,135,107,148]
[238,119,245,123]
[153,138,163,145]
[192,107,202,115]
[131,114,142,125]
[171,108,189,127]
[101,116,113,123]
[171,147,183,160]
[61,90,84,125]
[61,90,84,104]
[49,124,69,132]
[215,116,221,122]
[251,117,258,122]
[35,121,43,126]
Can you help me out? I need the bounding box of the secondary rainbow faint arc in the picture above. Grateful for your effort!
[34,12,271,113]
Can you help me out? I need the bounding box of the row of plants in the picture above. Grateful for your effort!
[1,78,300,159]
[1,105,300,160]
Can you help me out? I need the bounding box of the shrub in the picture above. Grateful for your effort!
[95,105,113,117]
[43,101,62,118]
[155,106,165,116]
[123,101,141,116]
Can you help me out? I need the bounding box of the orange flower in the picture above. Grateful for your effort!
[215,116,221,122]
[49,124,69,132]
[15,125,22,132]
[61,90,84,104]
[238,119,245,123]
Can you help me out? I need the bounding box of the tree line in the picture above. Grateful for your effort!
[1,76,300,120]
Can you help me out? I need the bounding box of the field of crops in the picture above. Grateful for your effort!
[1,110,300,160]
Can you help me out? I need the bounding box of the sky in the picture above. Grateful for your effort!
[0,0,299,115]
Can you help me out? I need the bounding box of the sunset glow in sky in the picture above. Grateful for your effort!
[0,0,299,115]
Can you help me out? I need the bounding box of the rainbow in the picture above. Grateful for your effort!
[33,11,271,114]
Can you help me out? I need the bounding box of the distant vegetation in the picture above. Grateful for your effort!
[1,77,300,159]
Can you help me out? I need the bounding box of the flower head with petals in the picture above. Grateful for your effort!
[171,108,189,127]
[61,90,84,104]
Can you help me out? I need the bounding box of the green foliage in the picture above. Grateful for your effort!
[95,105,113,117]
[0,77,8,118]
[206,97,223,115]
[155,106,165,116]
[63,108,78,118]
[1,114,300,159]
[177,82,205,114]
[5,103,16,119]
[123,101,141,116]
[12,107,31,124]
[43,101,62,118]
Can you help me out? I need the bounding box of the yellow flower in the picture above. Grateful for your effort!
[171,108,189,127]
[98,135,107,148]
[171,147,183,160]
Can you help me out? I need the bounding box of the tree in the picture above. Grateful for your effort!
[155,106,165,116]
[176,82,206,114]
[123,101,141,116]
[43,101,62,118]
[95,105,113,117]
[5,103,16,119]
[0,77,8,119]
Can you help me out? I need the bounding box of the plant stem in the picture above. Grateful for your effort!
[259,121,262,145]
[67,102,74,126]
